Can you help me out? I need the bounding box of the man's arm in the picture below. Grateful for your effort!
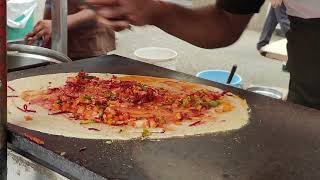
[26,2,99,46]
[149,2,253,48]
[67,9,97,30]
[87,0,254,49]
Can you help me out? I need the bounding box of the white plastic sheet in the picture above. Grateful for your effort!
[7,0,38,29]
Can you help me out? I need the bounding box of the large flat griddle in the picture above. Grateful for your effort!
[7,55,320,180]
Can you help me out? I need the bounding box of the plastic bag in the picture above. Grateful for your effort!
[7,0,38,29]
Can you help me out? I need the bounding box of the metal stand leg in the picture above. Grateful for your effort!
[0,1,7,180]
[51,0,68,56]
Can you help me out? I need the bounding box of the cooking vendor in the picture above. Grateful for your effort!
[86,0,320,110]
[25,0,116,60]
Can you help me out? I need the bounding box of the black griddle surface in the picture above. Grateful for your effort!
[8,55,320,180]
[7,56,51,72]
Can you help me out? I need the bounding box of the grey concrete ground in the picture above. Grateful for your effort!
[111,26,290,89]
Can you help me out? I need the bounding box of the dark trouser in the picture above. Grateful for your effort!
[286,16,320,110]
[257,3,290,50]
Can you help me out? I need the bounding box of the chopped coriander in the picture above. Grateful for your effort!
[105,91,111,97]
[142,129,152,137]
[80,119,95,124]
[84,75,95,79]
[208,100,220,107]
[111,93,117,100]
[106,91,117,100]
[56,100,62,105]
[194,97,203,106]
[139,84,148,91]
[83,95,92,101]
[98,112,104,118]
[182,97,190,107]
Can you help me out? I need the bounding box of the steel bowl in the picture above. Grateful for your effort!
[246,87,283,99]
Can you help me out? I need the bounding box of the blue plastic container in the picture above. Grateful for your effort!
[196,70,242,87]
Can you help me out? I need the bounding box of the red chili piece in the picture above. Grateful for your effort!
[7,85,15,91]
[189,120,204,127]
[48,111,68,115]
[111,121,128,126]
[88,128,100,131]
[24,133,45,145]
[17,104,36,113]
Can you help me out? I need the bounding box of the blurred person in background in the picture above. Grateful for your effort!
[257,0,289,51]
[26,0,116,60]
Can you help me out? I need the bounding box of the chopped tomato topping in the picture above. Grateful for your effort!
[24,115,33,121]
[28,72,229,128]
[24,133,44,145]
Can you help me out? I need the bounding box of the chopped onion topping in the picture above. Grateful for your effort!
[17,104,36,113]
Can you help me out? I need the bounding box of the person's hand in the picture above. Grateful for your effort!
[86,0,161,31]
[271,0,283,8]
[25,20,52,47]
